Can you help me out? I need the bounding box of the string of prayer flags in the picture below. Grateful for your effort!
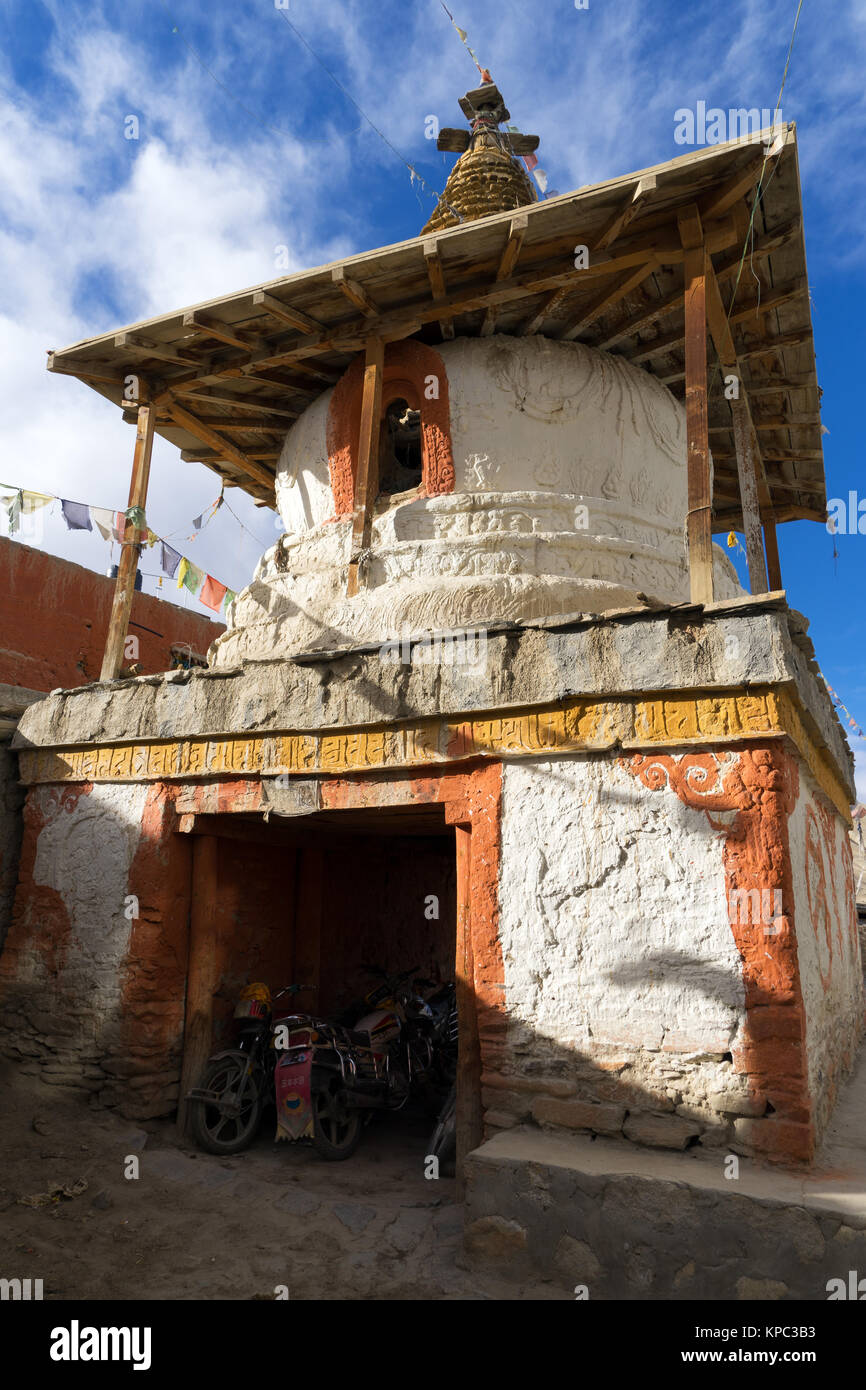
[2,478,237,617]
[199,574,227,612]
[176,557,204,596]
[823,680,865,741]
[440,3,489,79]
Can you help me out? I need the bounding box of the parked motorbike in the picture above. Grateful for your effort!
[186,982,305,1156]
[187,970,457,1163]
[274,965,456,1160]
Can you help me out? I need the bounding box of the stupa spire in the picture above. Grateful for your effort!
[421,81,540,233]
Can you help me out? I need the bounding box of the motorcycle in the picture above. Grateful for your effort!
[187,970,457,1162]
[273,965,456,1159]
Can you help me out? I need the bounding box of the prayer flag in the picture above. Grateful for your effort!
[223,589,236,612]
[177,557,203,595]
[91,507,115,541]
[61,500,92,532]
[200,574,227,612]
[160,541,182,579]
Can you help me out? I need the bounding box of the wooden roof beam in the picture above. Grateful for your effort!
[594,175,657,250]
[252,289,324,335]
[699,144,781,224]
[167,402,276,493]
[481,213,528,336]
[182,312,262,353]
[115,332,203,368]
[558,259,658,341]
[332,266,379,317]
[422,237,454,341]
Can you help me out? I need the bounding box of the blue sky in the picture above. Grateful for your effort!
[0,0,863,792]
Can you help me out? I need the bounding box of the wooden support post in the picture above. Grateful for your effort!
[730,396,769,593]
[703,250,776,596]
[454,823,483,1196]
[763,517,783,591]
[346,337,384,598]
[100,388,154,680]
[678,207,714,606]
[177,835,220,1136]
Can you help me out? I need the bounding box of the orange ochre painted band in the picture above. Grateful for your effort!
[16,686,852,822]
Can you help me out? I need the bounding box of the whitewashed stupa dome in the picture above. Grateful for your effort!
[210,334,741,666]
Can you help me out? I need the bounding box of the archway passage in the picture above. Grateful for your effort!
[325,340,455,517]
[171,763,503,1187]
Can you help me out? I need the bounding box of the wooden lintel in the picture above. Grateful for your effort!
[346,338,384,598]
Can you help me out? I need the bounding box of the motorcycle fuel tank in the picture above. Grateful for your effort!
[354,1009,401,1048]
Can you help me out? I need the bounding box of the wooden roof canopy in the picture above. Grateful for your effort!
[48,123,825,531]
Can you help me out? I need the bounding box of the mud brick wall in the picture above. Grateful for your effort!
[0,537,223,689]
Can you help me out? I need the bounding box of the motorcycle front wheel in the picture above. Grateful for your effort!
[311,1080,362,1161]
[188,1055,264,1155]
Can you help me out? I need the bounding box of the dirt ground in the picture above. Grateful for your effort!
[0,1060,564,1301]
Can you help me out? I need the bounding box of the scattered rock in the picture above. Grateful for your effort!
[464,1215,528,1261]
[553,1235,601,1286]
[735,1276,788,1300]
[91,1191,113,1211]
[31,1116,51,1135]
[384,1208,432,1254]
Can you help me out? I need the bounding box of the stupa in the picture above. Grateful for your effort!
[1,78,861,1293]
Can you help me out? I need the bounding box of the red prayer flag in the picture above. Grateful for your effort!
[523,153,539,172]
[200,574,227,611]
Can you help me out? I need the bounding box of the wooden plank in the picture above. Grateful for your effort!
[167,401,276,491]
[346,338,384,598]
[252,289,324,335]
[176,835,219,1137]
[678,207,714,606]
[332,265,378,317]
[115,332,202,367]
[559,259,657,341]
[423,237,454,341]
[481,213,528,336]
[46,353,125,387]
[100,391,155,681]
